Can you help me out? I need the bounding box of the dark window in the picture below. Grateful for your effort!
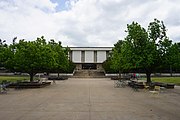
[81,51,85,62]
[82,63,97,69]
[94,51,97,63]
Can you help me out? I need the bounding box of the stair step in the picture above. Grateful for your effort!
[73,70,105,78]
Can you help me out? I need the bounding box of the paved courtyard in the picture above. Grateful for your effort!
[0,78,180,120]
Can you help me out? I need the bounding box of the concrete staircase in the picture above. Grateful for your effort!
[73,70,105,78]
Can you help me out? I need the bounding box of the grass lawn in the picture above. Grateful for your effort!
[0,76,31,82]
[133,76,180,85]
[141,77,180,85]
[151,77,180,85]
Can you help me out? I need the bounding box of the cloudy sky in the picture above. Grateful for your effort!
[0,0,180,47]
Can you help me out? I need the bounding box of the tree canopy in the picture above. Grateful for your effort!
[3,36,73,82]
[0,39,12,68]
[109,19,179,83]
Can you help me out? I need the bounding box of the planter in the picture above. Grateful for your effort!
[166,83,175,89]
[48,76,68,80]
[8,82,51,89]
[111,77,131,80]
[128,81,144,89]
[152,82,175,89]
[111,77,119,80]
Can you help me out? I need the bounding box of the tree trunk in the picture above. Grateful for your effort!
[58,72,60,77]
[146,72,151,84]
[29,73,36,82]
[118,70,121,79]
[170,65,172,77]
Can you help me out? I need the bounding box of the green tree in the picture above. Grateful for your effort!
[111,19,173,83]
[102,58,118,74]
[0,39,13,68]
[2,36,74,81]
[148,19,178,76]
[0,39,7,67]
[48,39,69,76]
[163,43,180,75]
[124,22,158,83]
[6,36,56,82]
[111,40,128,77]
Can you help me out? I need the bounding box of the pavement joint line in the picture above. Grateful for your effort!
[88,79,91,120]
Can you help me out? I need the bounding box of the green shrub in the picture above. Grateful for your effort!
[102,59,118,73]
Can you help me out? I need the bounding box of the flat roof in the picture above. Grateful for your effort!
[69,47,113,51]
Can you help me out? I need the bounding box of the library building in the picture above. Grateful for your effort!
[69,47,112,70]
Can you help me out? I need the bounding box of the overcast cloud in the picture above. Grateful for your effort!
[0,0,180,47]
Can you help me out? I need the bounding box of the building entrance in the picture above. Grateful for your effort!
[82,63,97,69]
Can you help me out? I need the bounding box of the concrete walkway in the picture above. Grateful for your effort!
[0,78,180,120]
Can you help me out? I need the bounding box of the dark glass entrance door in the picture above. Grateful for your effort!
[82,64,96,69]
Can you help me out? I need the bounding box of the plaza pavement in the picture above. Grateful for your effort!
[0,78,180,120]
